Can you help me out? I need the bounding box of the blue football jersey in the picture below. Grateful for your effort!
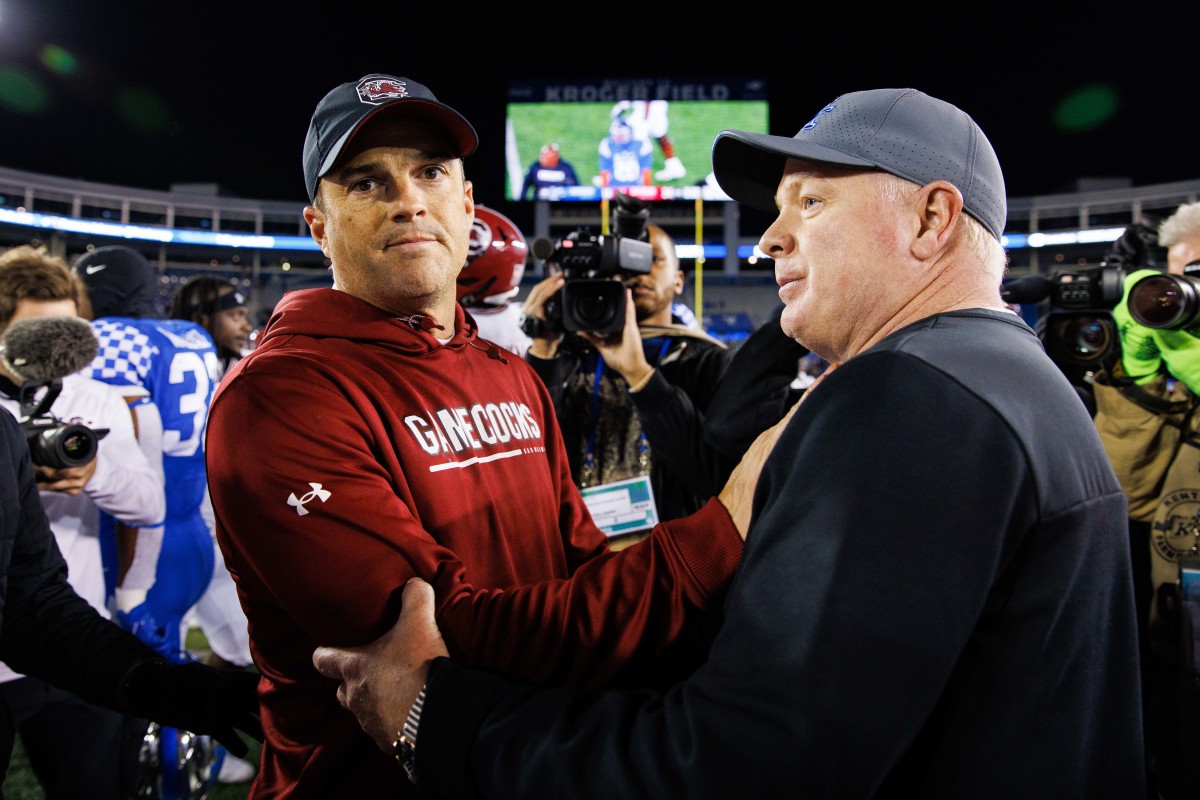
[86,317,221,520]
[598,135,653,187]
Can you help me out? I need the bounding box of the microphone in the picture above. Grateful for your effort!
[0,316,99,384]
[531,237,556,261]
[1000,274,1055,305]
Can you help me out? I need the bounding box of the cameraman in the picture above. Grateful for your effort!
[522,221,737,538]
[1091,200,1200,800]
[0,405,261,796]
[0,245,166,797]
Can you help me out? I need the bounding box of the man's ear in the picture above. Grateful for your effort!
[912,180,963,259]
[304,205,329,258]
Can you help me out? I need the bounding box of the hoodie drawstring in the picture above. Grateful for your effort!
[396,314,445,334]
[468,341,508,364]
[396,312,506,363]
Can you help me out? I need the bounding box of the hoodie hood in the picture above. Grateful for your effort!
[256,288,479,357]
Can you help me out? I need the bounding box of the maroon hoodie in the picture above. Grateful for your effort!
[206,287,741,799]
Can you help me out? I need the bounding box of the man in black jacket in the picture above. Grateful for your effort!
[0,410,260,786]
[522,220,735,540]
[314,88,1145,798]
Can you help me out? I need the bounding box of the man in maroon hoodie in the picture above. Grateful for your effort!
[205,73,777,799]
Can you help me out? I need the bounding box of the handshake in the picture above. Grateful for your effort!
[118,657,262,758]
[113,594,262,757]
[1113,268,1200,393]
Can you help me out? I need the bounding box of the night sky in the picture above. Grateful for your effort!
[0,0,1192,238]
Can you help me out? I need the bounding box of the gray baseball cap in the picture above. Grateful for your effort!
[711,88,1006,240]
[302,74,478,201]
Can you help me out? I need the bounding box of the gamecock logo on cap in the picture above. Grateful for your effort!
[358,78,409,105]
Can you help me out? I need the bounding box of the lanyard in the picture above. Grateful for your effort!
[582,338,671,484]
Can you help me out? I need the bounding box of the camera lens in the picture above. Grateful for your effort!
[561,280,625,335]
[1127,273,1200,329]
[29,423,99,469]
[574,291,619,330]
[1054,315,1114,361]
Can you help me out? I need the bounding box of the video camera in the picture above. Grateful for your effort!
[18,379,108,469]
[521,192,654,337]
[1002,265,1125,391]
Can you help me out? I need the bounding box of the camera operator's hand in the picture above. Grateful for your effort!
[521,273,566,358]
[579,289,653,387]
[1112,268,1165,384]
[33,457,98,495]
[118,658,263,758]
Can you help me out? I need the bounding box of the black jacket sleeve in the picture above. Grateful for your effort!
[0,410,159,710]
[703,304,808,460]
[524,349,577,409]
[413,353,1137,799]
[631,340,737,500]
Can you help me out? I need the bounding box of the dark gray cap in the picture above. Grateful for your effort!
[74,245,157,318]
[712,88,1006,240]
[302,74,478,201]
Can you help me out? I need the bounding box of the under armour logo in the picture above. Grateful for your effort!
[287,482,331,516]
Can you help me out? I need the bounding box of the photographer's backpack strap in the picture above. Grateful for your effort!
[1093,368,1198,522]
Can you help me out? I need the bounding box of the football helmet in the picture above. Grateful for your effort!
[457,205,528,307]
[609,117,633,144]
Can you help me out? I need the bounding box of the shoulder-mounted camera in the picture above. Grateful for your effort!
[522,193,655,337]
[1003,265,1125,391]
